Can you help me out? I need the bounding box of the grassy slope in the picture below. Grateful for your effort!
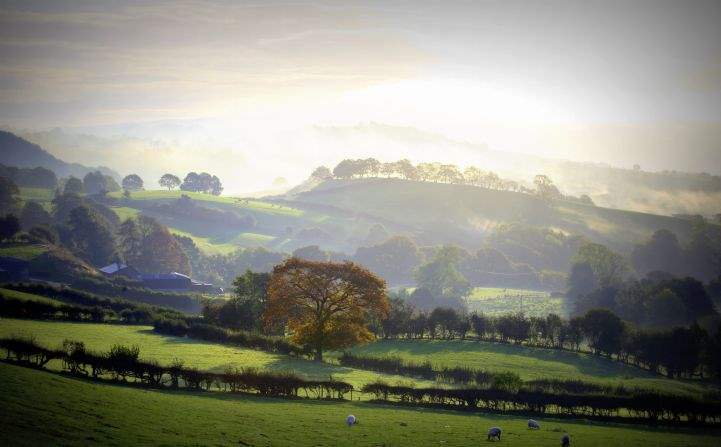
[293,178,697,248]
[106,189,367,254]
[343,339,708,397]
[0,318,706,397]
[2,363,720,447]
[0,243,48,260]
[0,319,432,388]
[0,288,61,304]
[466,287,569,318]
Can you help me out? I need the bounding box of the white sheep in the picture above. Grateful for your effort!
[346,415,357,427]
[487,427,502,441]
[528,419,540,429]
[561,433,570,446]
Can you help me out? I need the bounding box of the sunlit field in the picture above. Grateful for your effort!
[465,287,569,317]
[342,338,709,397]
[2,363,719,447]
[0,319,433,389]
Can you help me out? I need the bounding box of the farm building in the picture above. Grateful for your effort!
[98,262,142,280]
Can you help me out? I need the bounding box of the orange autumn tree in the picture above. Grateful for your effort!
[263,258,389,362]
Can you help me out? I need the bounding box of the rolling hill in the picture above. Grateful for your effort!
[0,130,118,180]
[282,178,702,253]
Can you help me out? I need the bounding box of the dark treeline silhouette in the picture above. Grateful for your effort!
[374,303,721,380]
[361,381,721,425]
[153,318,309,357]
[0,337,350,399]
[0,284,188,323]
[4,281,201,314]
[317,159,592,204]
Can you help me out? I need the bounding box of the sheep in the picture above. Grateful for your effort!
[528,419,540,429]
[561,433,570,446]
[487,427,502,441]
[346,415,357,427]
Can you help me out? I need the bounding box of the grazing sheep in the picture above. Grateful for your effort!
[528,419,540,429]
[346,415,357,427]
[561,433,570,446]
[487,427,502,441]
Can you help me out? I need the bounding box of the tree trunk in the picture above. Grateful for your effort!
[314,347,323,362]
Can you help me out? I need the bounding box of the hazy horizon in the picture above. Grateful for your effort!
[2,0,721,193]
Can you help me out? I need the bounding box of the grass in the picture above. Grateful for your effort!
[18,187,54,208]
[342,339,709,397]
[0,319,432,389]
[2,362,720,446]
[0,243,49,260]
[110,189,305,217]
[0,288,61,305]
[110,206,140,221]
[466,287,569,318]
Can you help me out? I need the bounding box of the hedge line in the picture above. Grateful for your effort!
[0,337,351,399]
[153,318,310,357]
[361,382,721,424]
[1,283,186,323]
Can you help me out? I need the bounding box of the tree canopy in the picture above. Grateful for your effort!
[263,258,389,361]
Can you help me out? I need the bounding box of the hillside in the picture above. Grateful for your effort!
[0,130,118,179]
[284,178,701,253]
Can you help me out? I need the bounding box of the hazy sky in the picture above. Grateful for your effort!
[1,0,721,189]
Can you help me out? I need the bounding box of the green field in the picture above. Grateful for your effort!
[0,243,49,260]
[465,287,569,318]
[0,317,708,398]
[0,319,432,389]
[2,362,719,446]
[18,187,54,209]
[0,288,61,304]
[343,339,708,397]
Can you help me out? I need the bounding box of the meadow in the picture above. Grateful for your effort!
[0,318,433,389]
[0,316,706,398]
[465,287,569,317]
[2,362,719,447]
[343,338,708,397]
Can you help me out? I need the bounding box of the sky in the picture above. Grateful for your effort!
[1,0,720,192]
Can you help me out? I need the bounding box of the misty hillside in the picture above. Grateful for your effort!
[0,131,118,180]
[284,178,702,253]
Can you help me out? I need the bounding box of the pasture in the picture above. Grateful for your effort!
[0,318,433,389]
[1,362,719,446]
[342,339,708,397]
[465,287,569,317]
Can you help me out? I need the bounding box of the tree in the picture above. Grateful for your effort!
[533,174,561,201]
[332,159,358,179]
[572,243,629,287]
[209,175,223,196]
[581,308,625,357]
[292,245,329,262]
[395,159,417,180]
[122,174,144,191]
[415,245,471,301]
[118,216,189,274]
[65,206,117,266]
[631,229,683,276]
[83,171,112,195]
[263,258,389,361]
[567,262,597,300]
[180,172,201,192]
[0,214,20,241]
[20,201,51,229]
[159,173,181,190]
[354,236,421,284]
[63,177,84,195]
[0,176,20,211]
[310,166,332,181]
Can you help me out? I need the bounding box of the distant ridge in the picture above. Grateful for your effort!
[0,130,118,179]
